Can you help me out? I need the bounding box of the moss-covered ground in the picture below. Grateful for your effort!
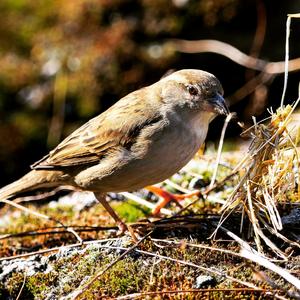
[0,152,299,299]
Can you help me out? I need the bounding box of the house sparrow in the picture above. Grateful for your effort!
[0,69,229,233]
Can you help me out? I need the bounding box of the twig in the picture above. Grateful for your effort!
[120,192,172,215]
[241,249,300,293]
[209,113,234,189]
[246,180,262,253]
[151,237,287,263]
[0,238,120,261]
[247,0,267,68]
[15,272,26,300]
[0,225,118,240]
[70,231,153,300]
[1,198,53,221]
[280,16,291,107]
[227,230,300,292]
[0,198,82,243]
[170,39,300,74]
[151,238,242,258]
[148,256,161,285]
[242,0,268,115]
[116,288,274,300]
[164,179,192,194]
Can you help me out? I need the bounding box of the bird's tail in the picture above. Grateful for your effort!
[0,170,67,201]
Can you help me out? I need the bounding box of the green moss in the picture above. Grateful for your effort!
[79,258,144,299]
[113,201,149,222]
[1,239,290,299]
[4,271,58,299]
[102,260,142,293]
[26,272,57,298]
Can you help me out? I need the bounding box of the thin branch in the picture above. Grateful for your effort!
[227,230,300,293]
[209,113,234,189]
[151,238,243,259]
[280,16,291,106]
[241,249,300,293]
[15,272,26,300]
[170,39,300,74]
[0,198,82,243]
[0,225,118,241]
[245,0,267,85]
[164,179,192,194]
[0,238,120,261]
[248,0,267,62]
[120,192,172,215]
[116,288,275,300]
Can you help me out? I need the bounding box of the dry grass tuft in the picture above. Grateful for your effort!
[218,100,300,257]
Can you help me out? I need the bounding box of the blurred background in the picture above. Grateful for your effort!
[0,0,299,186]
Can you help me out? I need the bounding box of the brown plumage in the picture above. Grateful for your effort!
[0,69,229,232]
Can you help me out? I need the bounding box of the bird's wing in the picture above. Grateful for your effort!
[31,90,162,169]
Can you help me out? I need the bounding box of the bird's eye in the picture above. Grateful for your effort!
[188,86,198,96]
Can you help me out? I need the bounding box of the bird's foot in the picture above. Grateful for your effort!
[147,186,200,215]
[93,193,139,242]
[116,221,128,235]
[116,221,139,242]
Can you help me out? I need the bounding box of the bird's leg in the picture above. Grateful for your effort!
[94,193,138,242]
[94,192,127,234]
[146,186,200,215]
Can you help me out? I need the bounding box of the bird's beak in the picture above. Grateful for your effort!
[209,93,230,115]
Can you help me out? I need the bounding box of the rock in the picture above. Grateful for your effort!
[282,208,300,226]
[194,275,217,288]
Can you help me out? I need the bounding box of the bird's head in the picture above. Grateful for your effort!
[160,69,229,118]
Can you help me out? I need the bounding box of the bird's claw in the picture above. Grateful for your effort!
[117,222,139,242]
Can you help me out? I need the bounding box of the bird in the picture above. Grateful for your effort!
[0,69,229,234]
